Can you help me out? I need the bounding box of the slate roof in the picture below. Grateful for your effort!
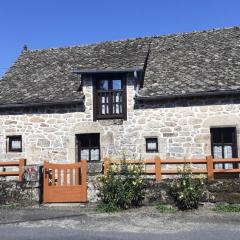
[1,26,240,106]
[0,39,149,106]
[139,26,240,97]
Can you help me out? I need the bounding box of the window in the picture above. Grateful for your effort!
[211,127,238,174]
[76,134,100,162]
[146,138,158,153]
[211,127,237,159]
[93,76,127,120]
[7,135,22,152]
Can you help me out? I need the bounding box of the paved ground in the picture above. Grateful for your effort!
[0,204,240,240]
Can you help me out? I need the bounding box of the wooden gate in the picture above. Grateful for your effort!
[43,161,87,203]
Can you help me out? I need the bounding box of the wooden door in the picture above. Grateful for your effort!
[43,161,87,203]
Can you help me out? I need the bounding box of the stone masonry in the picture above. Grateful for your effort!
[0,75,240,201]
[0,75,239,164]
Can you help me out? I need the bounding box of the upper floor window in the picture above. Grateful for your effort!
[93,76,127,120]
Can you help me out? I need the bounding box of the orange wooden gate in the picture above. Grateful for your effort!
[43,161,87,203]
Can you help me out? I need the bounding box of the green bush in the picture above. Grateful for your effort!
[96,159,146,210]
[169,164,205,210]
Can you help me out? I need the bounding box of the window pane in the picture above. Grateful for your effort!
[112,80,122,90]
[223,128,234,143]
[119,104,122,114]
[212,129,221,143]
[146,138,158,152]
[11,140,21,149]
[213,146,222,158]
[90,149,100,161]
[114,104,120,114]
[90,136,100,147]
[224,146,233,169]
[214,146,223,169]
[224,145,233,158]
[99,80,109,90]
[148,141,157,150]
[101,104,109,114]
[101,105,105,114]
[102,95,109,103]
[80,136,89,147]
[114,92,121,102]
[81,149,89,161]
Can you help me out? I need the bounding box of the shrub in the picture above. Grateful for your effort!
[96,158,146,210]
[169,164,205,210]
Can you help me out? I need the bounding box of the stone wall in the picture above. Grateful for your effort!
[0,181,41,206]
[0,75,239,200]
[146,179,240,204]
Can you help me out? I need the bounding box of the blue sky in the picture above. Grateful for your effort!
[0,0,240,77]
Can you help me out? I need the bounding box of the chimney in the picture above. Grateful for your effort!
[22,44,28,52]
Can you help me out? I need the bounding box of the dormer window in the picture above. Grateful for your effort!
[93,75,127,120]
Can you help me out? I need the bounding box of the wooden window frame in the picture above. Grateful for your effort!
[210,127,238,159]
[146,138,158,153]
[76,133,100,162]
[93,75,127,121]
[7,135,22,152]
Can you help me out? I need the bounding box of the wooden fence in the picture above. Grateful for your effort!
[104,156,240,182]
[0,159,26,181]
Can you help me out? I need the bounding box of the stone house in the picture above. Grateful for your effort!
[0,26,240,179]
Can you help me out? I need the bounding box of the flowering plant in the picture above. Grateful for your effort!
[169,163,205,210]
[97,158,146,210]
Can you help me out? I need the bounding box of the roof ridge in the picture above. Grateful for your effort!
[27,25,240,53]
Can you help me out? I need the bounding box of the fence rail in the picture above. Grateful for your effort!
[0,159,26,181]
[103,156,240,182]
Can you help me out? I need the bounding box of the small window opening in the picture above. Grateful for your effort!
[146,138,158,153]
[7,135,22,152]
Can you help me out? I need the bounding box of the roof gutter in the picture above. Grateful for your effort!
[135,90,240,102]
[0,99,84,109]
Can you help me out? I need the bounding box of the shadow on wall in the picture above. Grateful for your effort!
[0,103,84,115]
[135,95,240,109]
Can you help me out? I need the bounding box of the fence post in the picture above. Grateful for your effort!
[207,155,214,182]
[81,160,88,202]
[155,156,161,182]
[19,158,26,182]
[104,157,110,175]
[43,161,49,203]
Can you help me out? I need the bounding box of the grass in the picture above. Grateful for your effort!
[156,204,177,213]
[213,204,240,213]
[0,203,18,209]
[96,202,119,213]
